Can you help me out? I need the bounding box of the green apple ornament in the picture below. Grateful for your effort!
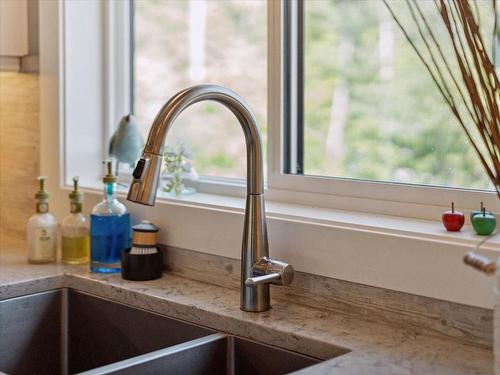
[470,201,493,222]
[471,208,496,236]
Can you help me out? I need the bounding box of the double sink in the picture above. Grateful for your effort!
[0,289,321,374]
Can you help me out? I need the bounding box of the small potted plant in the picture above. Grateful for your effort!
[162,143,199,197]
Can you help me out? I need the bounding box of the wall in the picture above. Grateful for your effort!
[0,72,40,249]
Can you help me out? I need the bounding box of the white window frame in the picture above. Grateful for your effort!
[57,0,500,219]
[267,0,499,218]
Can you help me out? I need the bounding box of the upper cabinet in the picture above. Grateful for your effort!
[0,0,29,56]
[0,0,39,72]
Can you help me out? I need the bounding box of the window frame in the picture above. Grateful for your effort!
[59,0,499,219]
[266,0,499,217]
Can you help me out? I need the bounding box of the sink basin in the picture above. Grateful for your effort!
[83,333,320,375]
[0,289,214,374]
[0,289,325,375]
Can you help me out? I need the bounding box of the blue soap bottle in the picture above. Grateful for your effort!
[90,160,131,273]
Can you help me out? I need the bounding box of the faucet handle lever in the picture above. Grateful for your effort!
[245,258,294,287]
[245,273,281,287]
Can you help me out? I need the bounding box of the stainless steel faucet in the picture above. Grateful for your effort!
[127,84,294,312]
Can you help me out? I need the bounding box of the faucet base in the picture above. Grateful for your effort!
[240,284,270,312]
[240,194,270,312]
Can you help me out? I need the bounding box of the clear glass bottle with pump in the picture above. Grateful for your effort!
[27,176,58,264]
[61,177,89,264]
[90,161,131,273]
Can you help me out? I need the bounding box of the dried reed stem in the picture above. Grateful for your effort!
[383,0,500,196]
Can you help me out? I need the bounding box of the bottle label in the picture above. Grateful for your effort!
[34,227,56,260]
[36,202,49,214]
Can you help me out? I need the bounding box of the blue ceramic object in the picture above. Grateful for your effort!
[109,114,144,167]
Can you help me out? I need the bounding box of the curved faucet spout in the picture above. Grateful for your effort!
[127,84,293,312]
[128,84,263,204]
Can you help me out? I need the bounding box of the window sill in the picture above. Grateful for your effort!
[117,185,500,252]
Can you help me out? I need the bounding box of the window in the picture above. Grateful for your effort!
[284,0,494,191]
[60,0,497,217]
[133,0,267,180]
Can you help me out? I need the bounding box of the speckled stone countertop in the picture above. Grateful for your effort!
[0,250,493,375]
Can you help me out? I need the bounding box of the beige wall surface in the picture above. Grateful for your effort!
[0,72,40,249]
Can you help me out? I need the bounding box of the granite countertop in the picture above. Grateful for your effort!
[0,250,493,375]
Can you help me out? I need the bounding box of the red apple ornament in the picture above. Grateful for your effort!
[442,202,465,232]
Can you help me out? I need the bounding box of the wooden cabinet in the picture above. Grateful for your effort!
[0,0,28,57]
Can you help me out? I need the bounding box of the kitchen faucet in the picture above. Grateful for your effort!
[127,84,294,312]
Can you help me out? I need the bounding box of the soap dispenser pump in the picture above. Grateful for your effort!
[90,161,131,273]
[27,176,58,264]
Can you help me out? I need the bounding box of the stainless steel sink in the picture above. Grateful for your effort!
[0,289,323,375]
[0,289,214,374]
[82,333,320,375]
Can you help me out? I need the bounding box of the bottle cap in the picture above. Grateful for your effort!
[132,220,160,233]
[69,176,83,202]
[35,176,49,200]
[132,220,159,247]
[102,160,117,183]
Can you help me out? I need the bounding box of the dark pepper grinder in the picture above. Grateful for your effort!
[121,221,163,281]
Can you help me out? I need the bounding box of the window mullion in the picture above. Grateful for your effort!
[282,0,304,175]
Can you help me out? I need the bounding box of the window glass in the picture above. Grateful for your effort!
[134,0,267,179]
[303,0,494,190]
